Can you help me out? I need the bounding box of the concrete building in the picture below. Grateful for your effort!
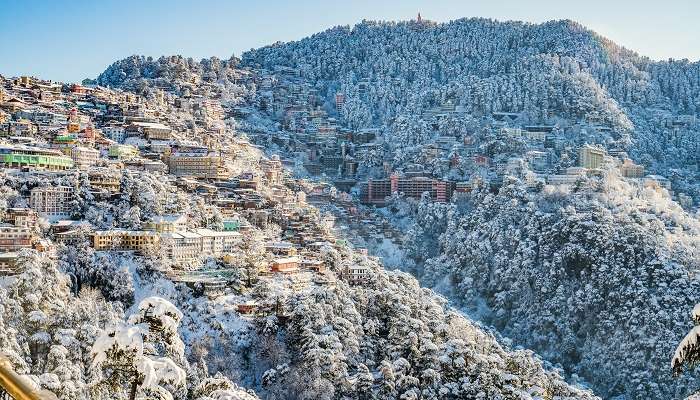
[93,230,159,252]
[88,170,121,194]
[345,264,370,285]
[0,252,20,276]
[0,225,33,251]
[360,174,455,205]
[130,122,172,140]
[579,144,606,170]
[29,186,74,217]
[108,144,138,160]
[69,146,100,169]
[4,208,38,228]
[0,144,74,170]
[620,158,645,178]
[102,125,126,143]
[271,256,300,273]
[359,178,392,206]
[168,151,226,179]
[161,229,242,263]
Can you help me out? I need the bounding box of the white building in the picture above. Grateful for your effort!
[162,229,242,264]
[29,186,74,217]
[70,146,100,169]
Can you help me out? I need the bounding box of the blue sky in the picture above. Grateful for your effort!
[1,0,699,83]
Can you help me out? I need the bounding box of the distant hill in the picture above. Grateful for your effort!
[242,18,700,173]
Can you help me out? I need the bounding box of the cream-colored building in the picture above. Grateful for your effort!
[161,228,242,263]
[579,144,606,170]
[168,152,227,179]
[69,146,100,169]
[29,186,74,217]
[130,122,172,140]
[143,214,188,233]
[620,158,645,178]
[88,170,121,193]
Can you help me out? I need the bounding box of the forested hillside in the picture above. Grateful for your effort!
[243,18,700,181]
[403,172,700,398]
[240,17,700,399]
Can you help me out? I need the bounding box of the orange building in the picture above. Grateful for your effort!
[270,257,300,273]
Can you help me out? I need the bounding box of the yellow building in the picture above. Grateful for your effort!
[168,152,227,179]
[93,230,159,252]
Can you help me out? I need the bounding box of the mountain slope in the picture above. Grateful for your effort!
[239,17,700,399]
[243,18,700,175]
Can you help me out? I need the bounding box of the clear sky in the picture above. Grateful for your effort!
[1,0,699,83]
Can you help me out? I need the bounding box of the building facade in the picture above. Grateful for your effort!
[29,186,74,217]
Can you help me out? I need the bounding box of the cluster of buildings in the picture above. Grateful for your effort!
[246,69,672,207]
[0,208,51,273]
[0,71,377,316]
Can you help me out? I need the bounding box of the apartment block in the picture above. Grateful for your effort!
[579,144,606,170]
[360,174,455,205]
[168,152,226,179]
[29,186,74,217]
[69,146,100,169]
[4,208,38,228]
[0,225,33,251]
[620,158,645,178]
[93,230,160,252]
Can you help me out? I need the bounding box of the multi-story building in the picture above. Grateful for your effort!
[93,230,159,252]
[360,174,455,205]
[67,108,81,133]
[29,186,74,217]
[161,229,242,263]
[260,155,282,184]
[168,151,226,180]
[102,125,126,143]
[191,228,241,255]
[359,178,392,205]
[0,252,19,276]
[0,225,33,251]
[4,208,38,228]
[108,144,138,160]
[198,99,224,121]
[335,93,345,112]
[271,257,300,273]
[130,122,172,140]
[69,146,100,168]
[0,144,74,170]
[88,170,121,194]
[344,264,370,285]
[620,158,645,178]
[579,144,606,170]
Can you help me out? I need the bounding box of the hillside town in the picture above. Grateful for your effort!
[243,64,684,209]
[0,73,375,317]
[3,12,700,399]
[0,63,684,295]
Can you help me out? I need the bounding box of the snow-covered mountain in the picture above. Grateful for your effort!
[14,15,699,400]
[243,18,700,190]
